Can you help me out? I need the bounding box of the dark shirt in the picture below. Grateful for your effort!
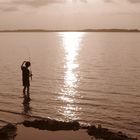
[21,66,30,86]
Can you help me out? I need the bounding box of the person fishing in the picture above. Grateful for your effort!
[21,61,32,97]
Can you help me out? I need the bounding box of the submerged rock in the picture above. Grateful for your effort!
[23,119,80,131]
[0,124,17,140]
[87,125,138,140]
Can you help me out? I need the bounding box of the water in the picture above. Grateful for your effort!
[0,32,140,138]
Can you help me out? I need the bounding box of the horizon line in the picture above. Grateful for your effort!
[0,28,140,32]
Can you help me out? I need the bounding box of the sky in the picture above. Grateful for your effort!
[0,0,140,29]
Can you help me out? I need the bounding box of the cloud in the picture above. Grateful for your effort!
[0,6,18,12]
[13,0,87,7]
[12,0,66,7]
[0,0,87,12]
[104,0,140,3]
[0,1,18,12]
[0,0,66,12]
[128,0,140,3]
[104,0,112,2]
[72,0,87,3]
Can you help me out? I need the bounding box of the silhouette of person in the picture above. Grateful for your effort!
[21,61,32,97]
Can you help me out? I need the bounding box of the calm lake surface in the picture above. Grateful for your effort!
[0,32,140,138]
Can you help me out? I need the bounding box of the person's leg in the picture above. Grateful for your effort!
[27,86,30,98]
[23,86,26,95]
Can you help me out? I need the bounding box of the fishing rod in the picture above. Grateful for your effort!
[25,46,33,80]
[29,56,33,81]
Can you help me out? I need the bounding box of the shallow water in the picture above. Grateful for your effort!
[0,32,140,138]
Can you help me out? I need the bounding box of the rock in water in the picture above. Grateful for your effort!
[0,124,17,140]
[23,119,80,131]
[87,125,138,140]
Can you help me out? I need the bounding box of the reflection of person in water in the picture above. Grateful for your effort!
[23,94,31,115]
[21,61,32,97]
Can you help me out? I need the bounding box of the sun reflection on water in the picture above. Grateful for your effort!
[58,32,85,120]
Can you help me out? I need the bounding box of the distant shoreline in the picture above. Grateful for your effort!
[0,29,140,32]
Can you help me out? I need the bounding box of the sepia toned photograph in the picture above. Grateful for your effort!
[0,0,139,140]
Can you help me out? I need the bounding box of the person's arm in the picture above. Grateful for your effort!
[30,71,33,80]
[21,61,26,70]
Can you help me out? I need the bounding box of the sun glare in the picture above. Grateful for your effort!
[58,32,85,120]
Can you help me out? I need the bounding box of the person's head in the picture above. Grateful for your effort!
[25,61,31,68]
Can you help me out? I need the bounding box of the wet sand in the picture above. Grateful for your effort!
[15,125,93,140]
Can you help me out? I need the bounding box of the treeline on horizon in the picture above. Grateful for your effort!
[0,29,140,32]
